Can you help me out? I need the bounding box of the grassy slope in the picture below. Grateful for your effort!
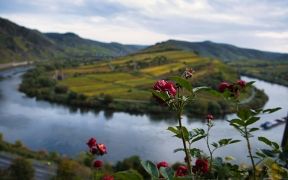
[143,40,288,87]
[59,50,238,101]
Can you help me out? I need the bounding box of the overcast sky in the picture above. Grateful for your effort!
[0,0,287,52]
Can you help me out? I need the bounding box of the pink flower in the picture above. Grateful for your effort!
[93,160,103,168]
[153,80,177,96]
[218,82,230,92]
[102,175,114,180]
[237,80,246,88]
[157,161,169,169]
[153,80,167,92]
[175,165,188,177]
[87,138,97,148]
[96,144,107,155]
[164,82,177,96]
[206,114,214,121]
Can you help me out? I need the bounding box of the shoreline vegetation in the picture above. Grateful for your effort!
[0,133,149,179]
[18,50,268,117]
[228,60,288,87]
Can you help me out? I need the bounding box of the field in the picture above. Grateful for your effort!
[59,50,238,101]
[19,49,268,115]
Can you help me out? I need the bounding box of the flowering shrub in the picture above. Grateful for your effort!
[86,137,113,180]
[83,69,287,179]
[140,69,288,179]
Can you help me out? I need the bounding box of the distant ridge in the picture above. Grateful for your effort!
[0,17,146,64]
[142,39,288,61]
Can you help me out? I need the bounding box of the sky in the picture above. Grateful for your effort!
[0,0,287,53]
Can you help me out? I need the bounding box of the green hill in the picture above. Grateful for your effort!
[0,17,56,64]
[45,32,144,59]
[0,17,146,64]
[143,40,288,86]
[143,40,288,62]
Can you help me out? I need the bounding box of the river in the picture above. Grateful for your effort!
[0,67,287,164]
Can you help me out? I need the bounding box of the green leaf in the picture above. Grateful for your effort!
[245,117,260,126]
[170,76,192,92]
[192,128,206,135]
[230,119,245,126]
[191,135,207,143]
[140,160,159,178]
[181,126,190,141]
[237,108,252,120]
[174,148,184,153]
[159,167,174,180]
[190,148,202,157]
[256,151,266,158]
[262,107,282,114]
[258,136,272,146]
[246,81,255,87]
[249,128,259,132]
[167,127,179,135]
[114,169,144,180]
[219,138,231,146]
[192,86,210,94]
[229,140,241,144]
[152,90,170,102]
[271,142,280,150]
[211,142,218,148]
[261,149,276,157]
[206,89,222,97]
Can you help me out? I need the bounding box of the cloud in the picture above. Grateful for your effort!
[0,0,287,52]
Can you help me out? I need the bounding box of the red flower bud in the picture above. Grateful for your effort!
[96,144,107,155]
[157,161,169,169]
[175,165,188,177]
[237,80,246,88]
[206,114,214,121]
[93,160,103,168]
[87,138,97,148]
[90,146,98,155]
[218,82,230,92]
[194,158,209,174]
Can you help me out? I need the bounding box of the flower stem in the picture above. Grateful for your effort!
[177,112,193,176]
[244,127,256,180]
[206,126,213,172]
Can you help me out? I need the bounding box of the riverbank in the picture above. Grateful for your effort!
[17,60,268,117]
[0,61,32,71]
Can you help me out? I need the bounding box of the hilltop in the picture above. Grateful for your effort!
[143,39,288,62]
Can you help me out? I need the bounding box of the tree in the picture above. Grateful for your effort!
[10,158,34,180]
